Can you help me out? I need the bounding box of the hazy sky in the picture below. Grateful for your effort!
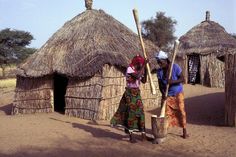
[0,0,235,48]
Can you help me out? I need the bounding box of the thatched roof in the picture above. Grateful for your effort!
[178,11,236,56]
[16,9,158,78]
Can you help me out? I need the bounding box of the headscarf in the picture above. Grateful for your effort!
[155,50,168,60]
[130,55,145,67]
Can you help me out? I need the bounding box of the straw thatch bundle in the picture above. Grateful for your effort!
[176,11,236,87]
[12,7,161,120]
[218,48,236,127]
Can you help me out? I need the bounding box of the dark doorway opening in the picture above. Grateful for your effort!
[188,54,200,85]
[53,73,68,114]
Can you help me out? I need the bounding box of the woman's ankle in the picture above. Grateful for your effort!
[141,132,147,141]
[183,128,189,139]
[129,132,136,143]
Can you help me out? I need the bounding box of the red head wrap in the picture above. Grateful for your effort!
[130,55,145,67]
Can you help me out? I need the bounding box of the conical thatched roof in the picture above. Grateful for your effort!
[16,9,158,78]
[178,11,236,56]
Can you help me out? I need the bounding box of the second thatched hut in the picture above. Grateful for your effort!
[176,11,236,87]
[12,2,161,120]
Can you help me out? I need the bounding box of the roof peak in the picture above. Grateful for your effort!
[85,0,93,10]
[205,11,210,21]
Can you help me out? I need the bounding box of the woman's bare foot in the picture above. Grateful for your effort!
[129,132,137,143]
[183,128,190,139]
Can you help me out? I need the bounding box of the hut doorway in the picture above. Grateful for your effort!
[53,73,68,114]
[188,54,200,84]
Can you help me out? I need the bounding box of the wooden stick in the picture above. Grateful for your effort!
[159,40,179,117]
[132,8,156,95]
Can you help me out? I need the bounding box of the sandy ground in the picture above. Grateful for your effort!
[0,84,235,157]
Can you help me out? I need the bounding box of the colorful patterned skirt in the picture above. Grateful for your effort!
[110,87,145,132]
[166,92,187,128]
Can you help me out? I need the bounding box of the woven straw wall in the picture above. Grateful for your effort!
[200,54,224,87]
[13,64,161,120]
[99,64,126,120]
[65,74,103,119]
[176,53,224,88]
[12,76,53,114]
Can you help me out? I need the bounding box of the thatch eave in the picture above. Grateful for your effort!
[177,46,236,57]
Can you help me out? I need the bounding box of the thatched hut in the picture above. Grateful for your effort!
[218,48,236,127]
[176,11,236,87]
[12,0,161,120]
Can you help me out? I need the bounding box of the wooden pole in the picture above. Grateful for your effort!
[132,8,156,95]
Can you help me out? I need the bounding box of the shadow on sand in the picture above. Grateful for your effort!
[72,122,126,140]
[185,92,225,126]
[0,103,12,115]
[49,117,125,141]
[148,92,225,126]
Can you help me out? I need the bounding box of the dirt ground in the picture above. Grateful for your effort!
[0,84,235,157]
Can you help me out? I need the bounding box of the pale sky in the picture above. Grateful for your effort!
[0,0,235,48]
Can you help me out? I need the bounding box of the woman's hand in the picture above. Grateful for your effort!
[145,58,149,65]
[167,79,173,85]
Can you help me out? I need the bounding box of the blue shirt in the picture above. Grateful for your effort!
[157,63,183,96]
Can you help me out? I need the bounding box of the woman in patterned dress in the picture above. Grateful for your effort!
[110,55,148,143]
